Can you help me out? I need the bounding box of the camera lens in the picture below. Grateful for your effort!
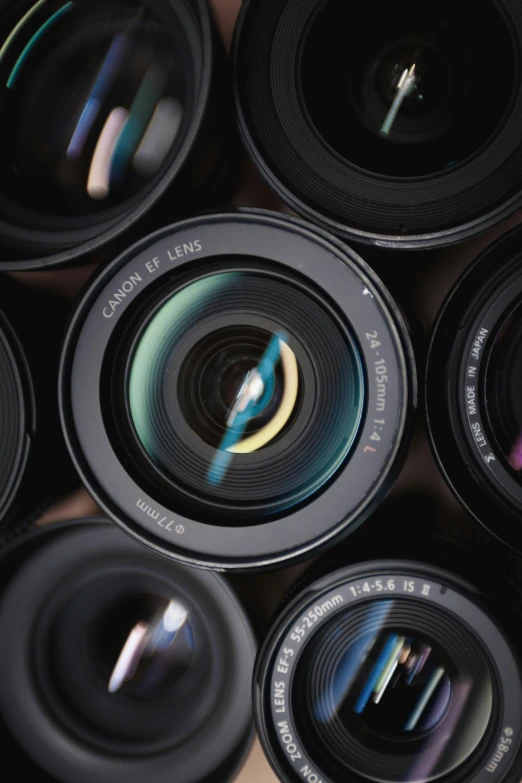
[0,0,232,269]
[0,520,255,782]
[255,561,522,783]
[59,210,415,569]
[234,0,522,248]
[427,225,522,552]
[0,277,74,532]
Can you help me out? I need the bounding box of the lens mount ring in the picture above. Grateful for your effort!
[427,225,522,552]
[233,0,522,249]
[59,209,415,569]
[0,520,255,783]
[254,561,522,783]
[0,0,218,270]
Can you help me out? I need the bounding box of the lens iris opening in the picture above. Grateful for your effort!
[292,597,495,783]
[0,0,188,224]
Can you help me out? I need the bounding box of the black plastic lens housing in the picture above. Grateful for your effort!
[255,560,522,783]
[234,0,522,249]
[427,225,522,553]
[59,209,415,569]
[0,277,74,532]
[0,0,233,270]
[0,519,255,783]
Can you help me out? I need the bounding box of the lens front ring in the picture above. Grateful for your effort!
[59,209,415,569]
[255,561,522,783]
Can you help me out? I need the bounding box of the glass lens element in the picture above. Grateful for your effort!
[126,270,364,521]
[485,299,522,484]
[0,0,186,220]
[301,0,514,177]
[293,598,494,783]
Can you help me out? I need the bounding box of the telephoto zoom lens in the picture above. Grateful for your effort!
[427,225,522,553]
[0,277,76,532]
[0,519,255,783]
[0,0,232,270]
[234,0,522,249]
[255,555,522,783]
[59,209,415,569]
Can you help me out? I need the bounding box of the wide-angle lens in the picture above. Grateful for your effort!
[234,0,522,247]
[0,276,74,532]
[0,520,255,783]
[255,561,522,783]
[59,210,415,569]
[0,0,232,269]
[427,225,522,552]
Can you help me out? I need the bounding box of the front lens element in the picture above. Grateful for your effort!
[293,600,493,783]
[0,0,186,222]
[301,0,514,177]
[126,269,364,521]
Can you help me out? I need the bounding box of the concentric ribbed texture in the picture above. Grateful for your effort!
[128,270,363,517]
[294,598,495,783]
[0,317,24,518]
[237,0,522,237]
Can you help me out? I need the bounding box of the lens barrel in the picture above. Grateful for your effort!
[0,0,233,270]
[234,0,522,248]
[0,519,255,783]
[255,558,522,783]
[59,209,415,569]
[427,225,522,552]
[0,277,75,532]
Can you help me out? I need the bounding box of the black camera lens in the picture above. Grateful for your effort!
[255,561,522,783]
[0,277,75,532]
[234,0,522,248]
[0,0,232,270]
[427,225,522,552]
[59,210,415,569]
[0,520,255,783]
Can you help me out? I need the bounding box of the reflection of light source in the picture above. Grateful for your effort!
[108,599,189,694]
[380,63,418,136]
[207,332,299,486]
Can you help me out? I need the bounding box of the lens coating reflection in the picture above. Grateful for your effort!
[0,0,186,220]
[125,269,364,521]
[292,598,494,783]
[300,0,515,176]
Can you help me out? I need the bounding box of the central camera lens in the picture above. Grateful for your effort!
[255,562,522,783]
[0,0,185,220]
[60,211,415,569]
[234,0,522,246]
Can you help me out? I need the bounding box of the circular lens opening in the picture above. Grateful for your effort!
[292,598,495,783]
[116,266,364,523]
[300,0,515,176]
[0,0,189,224]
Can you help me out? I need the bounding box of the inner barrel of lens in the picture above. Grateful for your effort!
[292,598,495,783]
[0,0,189,226]
[121,266,364,522]
[301,0,514,177]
